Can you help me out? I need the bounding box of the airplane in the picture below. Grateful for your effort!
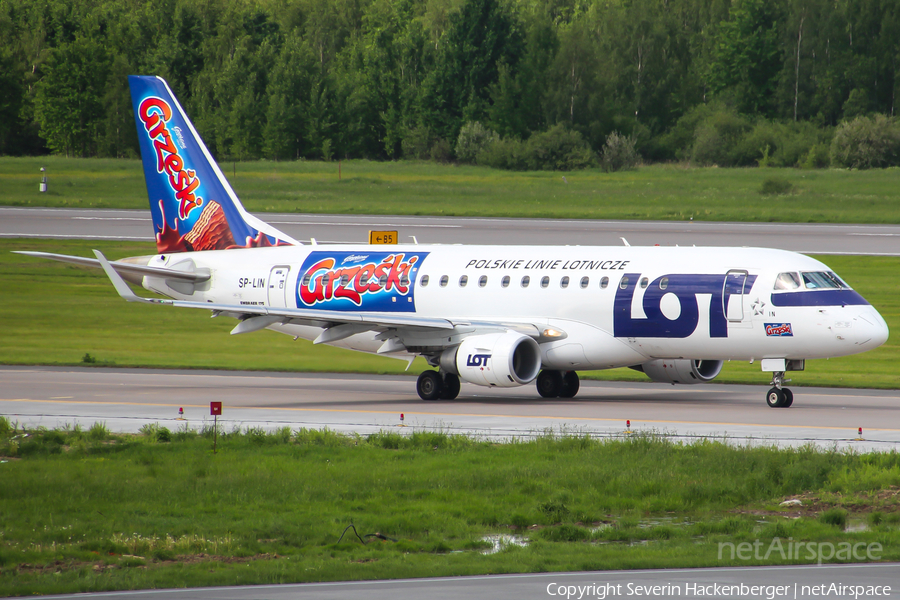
[16,76,889,408]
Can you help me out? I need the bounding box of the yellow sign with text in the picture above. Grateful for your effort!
[368,230,398,244]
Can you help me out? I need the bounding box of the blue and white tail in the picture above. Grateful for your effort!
[128,76,297,253]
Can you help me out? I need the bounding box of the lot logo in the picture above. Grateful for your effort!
[466,353,491,367]
[297,251,428,312]
[614,273,757,339]
[765,323,794,337]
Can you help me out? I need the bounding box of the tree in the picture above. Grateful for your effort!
[34,36,109,157]
[704,0,784,118]
[419,0,524,143]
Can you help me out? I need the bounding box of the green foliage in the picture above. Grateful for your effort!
[523,124,596,170]
[88,422,110,441]
[455,122,498,163]
[704,0,784,118]
[2,0,897,167]
[538,524,590,542]
[601,131,640,172]
[830,114,900,169]
[759,177,794,195]
[33,37,110,158]
[690,109,752,166]
[819,508,849,528]
[476,124,594,171]
[2,429,900,595]
[402,126,435,160]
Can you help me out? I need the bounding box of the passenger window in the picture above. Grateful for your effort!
[640,277,649,289]
[774,272,801,290]
[302,273,311,286]
[521,276,530,288]
[619,276,630,290]
[600,276,609,289]
[502,275,510,288]
[459,275,468,287]
[378,274,388,287]
[400,274,410,287]
[659,277,668,290]
[560,276,569,289]
[341,274,350,286]
[580,277,589,289]
[541,276,550,288]
[440,275,449,287]
[420,275,429,287]
[478,275,488,287]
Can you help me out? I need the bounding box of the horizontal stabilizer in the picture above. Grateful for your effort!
[14,251,209,283]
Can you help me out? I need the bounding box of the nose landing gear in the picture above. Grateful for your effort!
[765,371,793,408]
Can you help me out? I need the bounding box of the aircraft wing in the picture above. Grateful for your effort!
[92,251,558,344]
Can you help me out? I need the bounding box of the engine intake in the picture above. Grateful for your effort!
[441,332,542,387]
[635,359,723,384]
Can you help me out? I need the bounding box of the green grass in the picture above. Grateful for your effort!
[1,425,899,596]
[4,156,900,223]
[3,239,898,388]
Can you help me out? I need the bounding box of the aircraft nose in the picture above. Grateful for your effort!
[853,306,889,349]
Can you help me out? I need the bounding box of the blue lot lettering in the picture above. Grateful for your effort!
[466,353,491,367]
[613,273,757,338]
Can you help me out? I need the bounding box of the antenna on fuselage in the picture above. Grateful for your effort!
[620,237,630,247]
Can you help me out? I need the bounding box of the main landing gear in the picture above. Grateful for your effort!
[536,370,580,399]
[416,371,461,401]
[765,371,793,408]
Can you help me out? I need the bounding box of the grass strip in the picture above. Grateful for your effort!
[3,156,900,223]
[1,421,899,596]
[3,239,899,388]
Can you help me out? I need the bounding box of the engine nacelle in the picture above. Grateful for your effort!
[637,359,723,384]
[441,332,542,387]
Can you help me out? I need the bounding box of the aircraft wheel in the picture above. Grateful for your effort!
[417,370,443,401]
[782,388,794,408]
[536,370,563,398]
[440,373,461,400]
[559,371,580,398]
[766,387,785,408]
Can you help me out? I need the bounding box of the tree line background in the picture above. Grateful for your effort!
[2,0,900,169]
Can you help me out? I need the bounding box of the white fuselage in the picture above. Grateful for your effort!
[139,244,888,372]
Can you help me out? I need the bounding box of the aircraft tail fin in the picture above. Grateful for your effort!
[128,76,298,253]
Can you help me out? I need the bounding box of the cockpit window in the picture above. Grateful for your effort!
[802,271,844,289]
[774,272,801,290]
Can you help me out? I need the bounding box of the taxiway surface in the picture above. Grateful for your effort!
[3,367,898,451]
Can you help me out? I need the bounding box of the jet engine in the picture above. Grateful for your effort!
[441,332,542,387]
[634,359,723,384]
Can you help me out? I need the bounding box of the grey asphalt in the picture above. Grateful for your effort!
[3,367,899,452]
[3,207,900,254]
[8,563,899,599]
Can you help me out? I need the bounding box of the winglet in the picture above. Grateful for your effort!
[93,250,154,303]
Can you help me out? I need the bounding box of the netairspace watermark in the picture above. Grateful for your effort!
[545,582,892,600]
[718,537,882,565]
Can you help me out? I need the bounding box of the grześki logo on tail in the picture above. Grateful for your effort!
[129,76,296,254]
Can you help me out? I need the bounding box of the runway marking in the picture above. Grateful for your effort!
[2,398,897,432]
